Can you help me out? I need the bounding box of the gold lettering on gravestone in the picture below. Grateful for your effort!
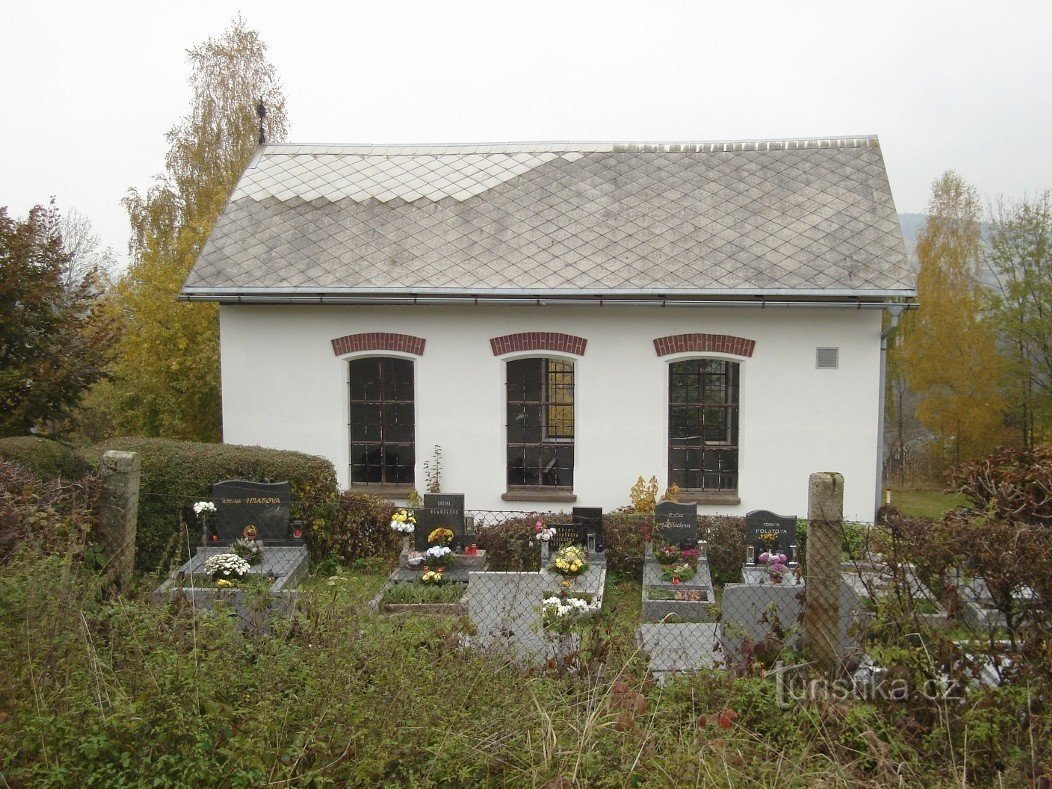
[218,497,281,505]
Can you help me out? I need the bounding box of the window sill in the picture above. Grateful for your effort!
[349,483,416,499]
[502,489,578,503]
[676,491,740,506]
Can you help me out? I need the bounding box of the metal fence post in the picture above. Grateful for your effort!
[805,471,843,677]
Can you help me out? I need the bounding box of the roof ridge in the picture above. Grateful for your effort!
[258,136,880,156]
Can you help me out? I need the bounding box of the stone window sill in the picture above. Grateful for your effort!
[676,491,740,506]
[350,483,416,499]
[502,489,578,503]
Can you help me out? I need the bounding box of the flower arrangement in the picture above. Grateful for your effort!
[759,550,788,582]
[654,543,681,565]
[193,501,216,516]
[203,552,251,582]
[680,547,700,562]
[231,537,264,566]
[550,544,588,577]
[541,594,592,633]
[534,519,557,542]
[428,527,454,546]
[661,562,696,583]
[390,509,416,534]
[420,569,446,585]
[424,545,453,567]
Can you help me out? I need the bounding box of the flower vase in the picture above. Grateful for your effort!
[541,542,550,562]
[400,535,411,559]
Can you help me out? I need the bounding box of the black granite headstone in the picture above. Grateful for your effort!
[548,523,588,552]
[212,480,293,543]
[655,501,698,548]
[745,510,797,561]
[415,493,466,551]
[572,507,602,536]
[573,506,604,551]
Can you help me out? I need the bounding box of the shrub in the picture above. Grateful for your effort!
[949,445,1051,525]
[602,510,650,579]
[476,515,543,571]
[701,515,745,585]
[311,490,399,566]
[0,436,88,480]
[89,437,339,573]
[0,459,100,560]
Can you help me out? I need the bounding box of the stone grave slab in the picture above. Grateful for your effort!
[637,623,720,680]
[641,558,715,623]
[719,578,863,666]
[842,561,949,630]
[212,480,295,543]
[415,493,466,551]
[654,501,698,548]
[464,571,551,663]
[745,509,797,563]
[155,544,308,633]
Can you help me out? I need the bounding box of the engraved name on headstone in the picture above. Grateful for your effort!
[415,493,466,551]
[745,510,797,562]
[655,501,698,548]
[211,480,293,543]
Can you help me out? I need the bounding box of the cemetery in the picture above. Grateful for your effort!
[3,436,1048,785]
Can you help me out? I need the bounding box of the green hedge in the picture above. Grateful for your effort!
[701,515,746,585]
[602,511,651,579]
[0,437,88,481]
[311,491,400,567]
[90,438,339,573]
[476,514,545,571]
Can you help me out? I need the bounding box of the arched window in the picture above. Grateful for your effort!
[668,359,739,492]
[349,357,415,485]
[506,357,574,490]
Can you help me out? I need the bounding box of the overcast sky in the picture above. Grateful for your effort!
[2,0,1050,268]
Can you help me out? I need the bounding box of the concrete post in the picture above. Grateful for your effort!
[99,451,141,583]
[805,472,843,677]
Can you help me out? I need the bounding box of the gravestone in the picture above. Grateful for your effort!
[654,501,698,548]
[548,523,588,553]
[572,507,603,550]
[212,480,294,543]
[415,493,466,551]
[745,509,797,562]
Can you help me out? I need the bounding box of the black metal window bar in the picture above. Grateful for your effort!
[668,359,739,491]
[349,357,415,485]
[506,358,574,488]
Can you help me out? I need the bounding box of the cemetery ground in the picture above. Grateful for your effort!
[1,440,1049,786]
[2,553,1047,787]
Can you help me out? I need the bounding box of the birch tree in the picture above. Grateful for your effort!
[109,16,287,440]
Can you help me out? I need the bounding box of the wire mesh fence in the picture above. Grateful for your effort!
[133,488,1049,692]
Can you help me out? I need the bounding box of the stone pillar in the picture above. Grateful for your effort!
[805,472,843,677]
[99,451,141,583]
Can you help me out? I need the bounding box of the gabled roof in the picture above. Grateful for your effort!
[182,137,914,303]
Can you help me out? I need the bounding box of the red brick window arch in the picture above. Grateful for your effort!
[331,332,425,357]
[490,332,587,356]
[653,334,755,358]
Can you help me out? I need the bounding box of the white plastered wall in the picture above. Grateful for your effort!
[219,304,882,522]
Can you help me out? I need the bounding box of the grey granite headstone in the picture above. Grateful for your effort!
[655,501,698,548]
[212,480,292,543]
[745,510,797,562]
[415,493,466,551]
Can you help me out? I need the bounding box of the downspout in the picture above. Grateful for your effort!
[875,303,907,520]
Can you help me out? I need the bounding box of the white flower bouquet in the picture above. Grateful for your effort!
[203,552,251,581]
[541,594,592,633]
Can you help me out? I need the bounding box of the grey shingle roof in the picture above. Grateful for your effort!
[182,137,914,301]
